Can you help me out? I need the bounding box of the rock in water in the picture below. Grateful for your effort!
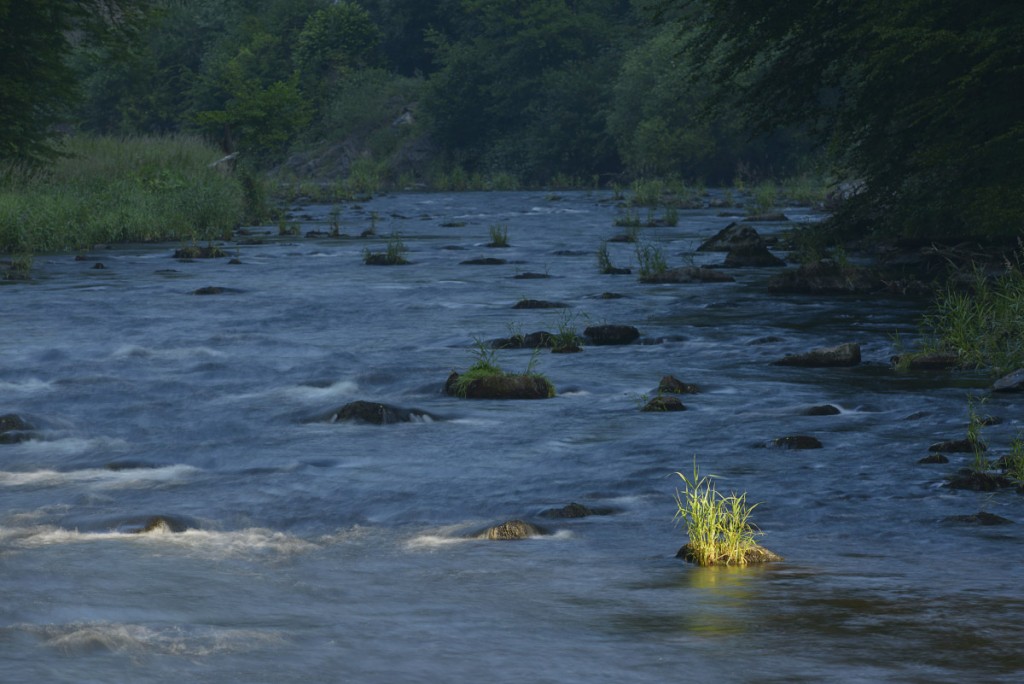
[992,368,1024,392]
[471,520,547,540]
[773,343,861,367]
[584,324,640,345]
[769,435,823,449]
[642,396,686,412]
[326,400,437,425]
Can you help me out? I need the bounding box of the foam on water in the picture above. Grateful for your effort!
[7,525,318,557]
[0,378,53,395]
[0,464,198,489]
[22,622,285,657]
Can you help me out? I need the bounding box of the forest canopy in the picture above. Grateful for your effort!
[1,0,1021,240]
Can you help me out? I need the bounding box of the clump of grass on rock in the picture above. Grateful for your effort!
[673,462,780,566]
[445,341,555,400]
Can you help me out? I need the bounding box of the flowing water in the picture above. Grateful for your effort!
[2,191,1022,683]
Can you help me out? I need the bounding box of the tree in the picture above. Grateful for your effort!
[0,0,148,163]
[658,0,1024,239]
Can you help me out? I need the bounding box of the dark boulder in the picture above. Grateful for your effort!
[992,369,1024,393]
[460,257,506,265]
[325,400,438,425]
[803,404,841,416]
[767,260,884,294]
[0,414,33,444]
[658,375,699,394]
[640,266,735,284]
[768,435,823,449]
[928,439,984,453]
[539,502,612,519]
[513,299,567,309]
[642,396,686,412]
[490,331,554,349]
[676,543,783,564]
[471,519,547,540]
[723,243,786,268]
[513,272,552,280]
[584,324,640,346]
[773,343,861,367]
[945,470,1012,491]
[918,454,949,464]
[173,245,226,259]
[445,372,555,400]
[943,511,1013,525]
[697,222,764,252]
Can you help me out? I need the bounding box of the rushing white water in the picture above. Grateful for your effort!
[2,191,1022,683]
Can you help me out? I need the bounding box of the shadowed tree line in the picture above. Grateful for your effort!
[2,0,1021,240]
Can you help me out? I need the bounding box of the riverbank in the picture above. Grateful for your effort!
[0,136,249,264]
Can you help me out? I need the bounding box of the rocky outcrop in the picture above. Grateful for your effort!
[471,519,547,540]
[584,324,640,345]
[324,400,438,425]
[773,343,861,367]
[445,372,555,400]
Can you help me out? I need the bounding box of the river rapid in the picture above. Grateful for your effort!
[2,191,1022,683]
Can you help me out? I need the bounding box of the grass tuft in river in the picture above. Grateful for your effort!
[673,461,780,566]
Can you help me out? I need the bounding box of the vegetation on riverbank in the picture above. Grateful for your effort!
[0,135,250,258]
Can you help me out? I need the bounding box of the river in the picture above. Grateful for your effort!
[1,191,1022,682]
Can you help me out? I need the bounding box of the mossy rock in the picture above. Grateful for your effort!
[676,543,783,565]
[471,519,547,540]
[773,342,861,367]
[658,375,699,394]
[445,371,555,400]
[363,253,410,265]
[642,396,686,412]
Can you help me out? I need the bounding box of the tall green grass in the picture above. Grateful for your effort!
[919,258,1024,373]
[0,135,246,255]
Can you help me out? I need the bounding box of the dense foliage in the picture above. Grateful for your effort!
[664,0,1024,240]
[2,0,1021,243]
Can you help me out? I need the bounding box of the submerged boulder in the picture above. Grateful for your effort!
[642,396,686,412]
[943,511,1013,525]
[325,400,437,424]
[445,371,555,400]
[120,514,196,534]
[471,519,547,540]
[539,502,613,519]
[584,324,640,346]
[803,404,841,416]
[513,299,567,309]
[0,414,34,444]
[928,439,984,453]
[768,435,823,449]
[640,266,735,284]
[773,342,861,367]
